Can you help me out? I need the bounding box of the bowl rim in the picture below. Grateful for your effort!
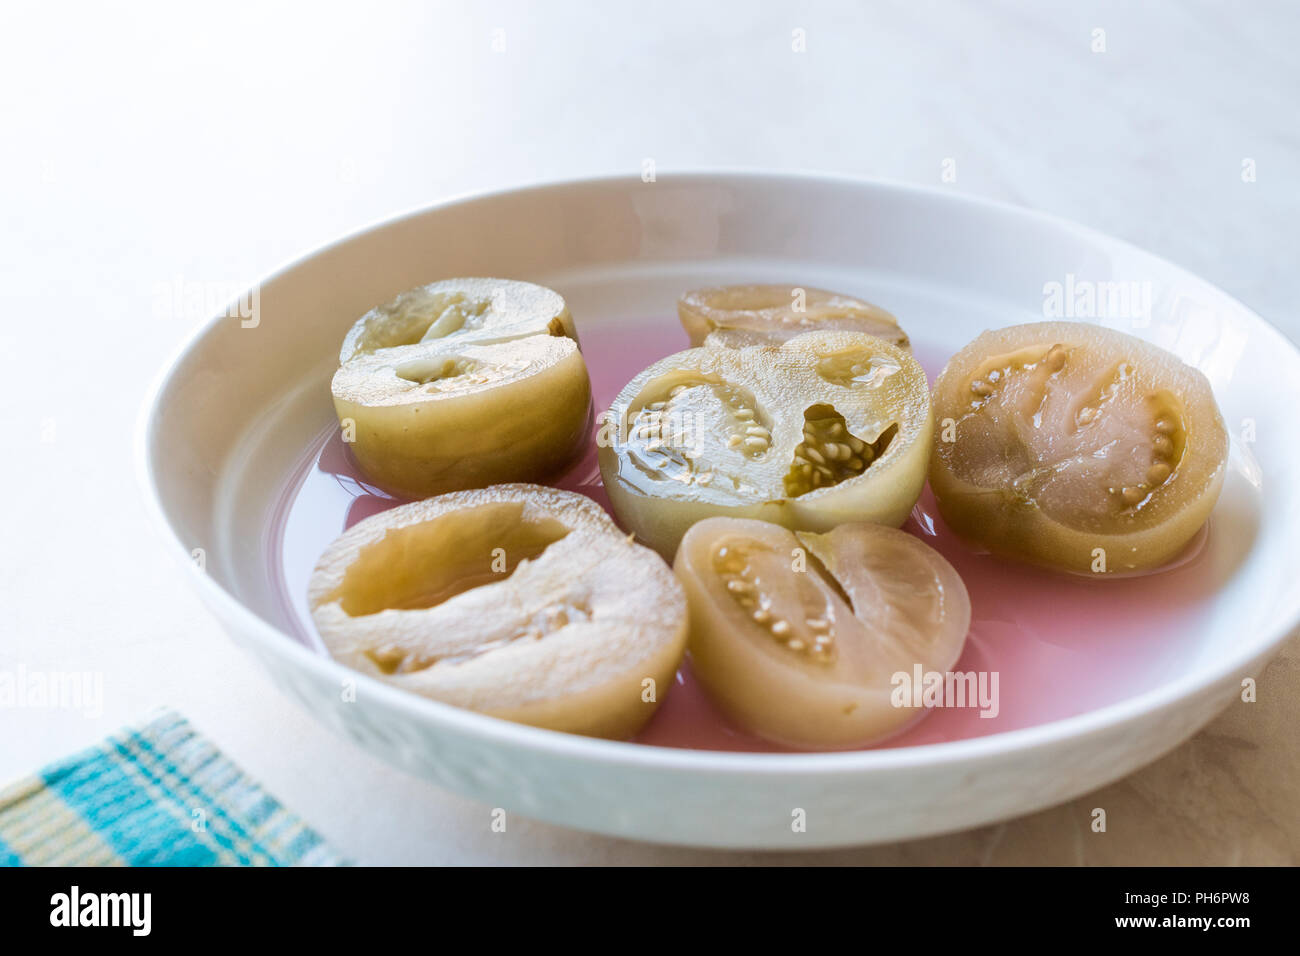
[135,168,1300,775]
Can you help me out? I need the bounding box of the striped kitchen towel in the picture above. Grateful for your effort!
[0,709,347,866]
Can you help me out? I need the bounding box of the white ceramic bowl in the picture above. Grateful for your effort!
[138,172,1300,848]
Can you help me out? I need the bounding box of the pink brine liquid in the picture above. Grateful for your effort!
[269,317,1217,753]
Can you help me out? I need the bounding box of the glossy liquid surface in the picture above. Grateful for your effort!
[269,317,1216,752]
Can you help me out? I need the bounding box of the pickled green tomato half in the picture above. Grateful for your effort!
[596,331,933,558]
[310,485,688,739]
[678,284,910,349]
[332,278,592,499]
[674,517,971,749]
[929,321,1229,573]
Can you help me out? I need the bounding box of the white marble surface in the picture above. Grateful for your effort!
[1,0,1296,864]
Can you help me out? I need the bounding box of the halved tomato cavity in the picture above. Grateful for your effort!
[636,373,770,451]
[815,347,904,387]
[332,503,570,617]
[955,343,1188,526]
[712,538,842,663]
[783,404,897,497]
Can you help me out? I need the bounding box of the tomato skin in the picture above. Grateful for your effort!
[929,322,1229,574]
[929,463,1226,573]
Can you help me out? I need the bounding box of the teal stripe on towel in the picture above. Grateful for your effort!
[0,834,21,868]
[41,745,220,867]
[114,730,265,865]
